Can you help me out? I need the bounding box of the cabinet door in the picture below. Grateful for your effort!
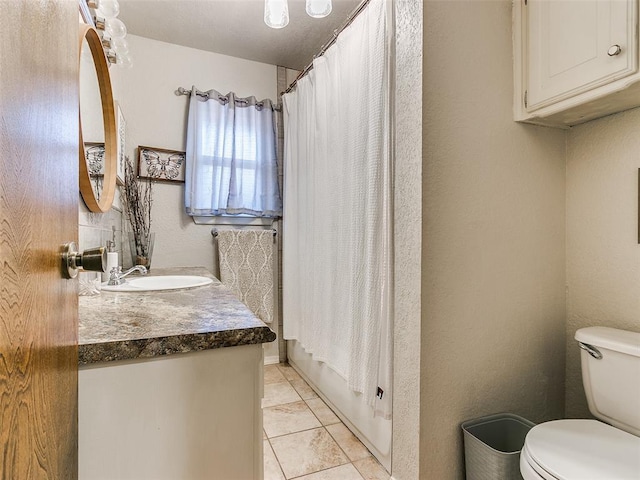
[527,0,637,110]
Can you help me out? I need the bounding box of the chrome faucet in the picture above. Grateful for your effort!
[107,265,148,286]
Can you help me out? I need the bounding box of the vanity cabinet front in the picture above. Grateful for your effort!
[78,267,275,480]
[513,0,640,127]
[79,345,264,480]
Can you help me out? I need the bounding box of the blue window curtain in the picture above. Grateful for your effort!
[185,87,282,217]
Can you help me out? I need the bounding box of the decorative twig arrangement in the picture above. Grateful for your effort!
[120,155,153,265]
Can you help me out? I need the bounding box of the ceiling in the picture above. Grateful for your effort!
[118,0,362,71]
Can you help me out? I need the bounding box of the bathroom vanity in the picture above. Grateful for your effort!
[78,267,276,480]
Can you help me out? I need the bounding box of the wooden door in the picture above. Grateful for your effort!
[0,1,79,479]
[527,0,636,110]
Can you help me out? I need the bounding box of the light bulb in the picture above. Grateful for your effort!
[97,0,119,18]
[105,18,127,39]
[112,37,129,55]
[117,53,133,69]
[306,0,332,18]
[264,0,289,29]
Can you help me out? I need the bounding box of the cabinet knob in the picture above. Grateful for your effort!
[607,44,622,56]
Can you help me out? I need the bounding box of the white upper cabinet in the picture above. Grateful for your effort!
[514,0,640,127]
[528,0,634,108]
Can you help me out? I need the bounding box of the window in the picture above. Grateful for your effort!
[184,89,282,218]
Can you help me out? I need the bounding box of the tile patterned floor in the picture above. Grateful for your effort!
[263,363,390,480]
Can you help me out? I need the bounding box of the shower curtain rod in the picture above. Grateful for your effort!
[175,86,282,111]
[282,0,372,95]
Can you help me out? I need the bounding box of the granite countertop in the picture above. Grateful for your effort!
[78,266,276,366]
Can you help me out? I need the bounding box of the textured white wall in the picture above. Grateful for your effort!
[110,35,277,271]
[421,1,567,478]
[565,107,640,418]
[392,0,423,479]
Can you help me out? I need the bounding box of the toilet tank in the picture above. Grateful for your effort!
[575,326,640,437]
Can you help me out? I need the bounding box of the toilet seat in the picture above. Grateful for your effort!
[521,446,558,480]
[522,419,640,479]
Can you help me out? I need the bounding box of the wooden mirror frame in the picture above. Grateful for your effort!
[78,24,117,213]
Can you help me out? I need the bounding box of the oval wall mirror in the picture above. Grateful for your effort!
[79,24,117,212]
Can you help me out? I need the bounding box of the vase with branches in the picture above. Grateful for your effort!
[121,155,154,269]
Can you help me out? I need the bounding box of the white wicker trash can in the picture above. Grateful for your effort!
[461,413,535,480]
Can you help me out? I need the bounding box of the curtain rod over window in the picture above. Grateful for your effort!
[175,86,207,97]
[283,0,372,95]
[175,86,282,111]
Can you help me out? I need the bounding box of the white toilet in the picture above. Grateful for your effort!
[520,326,640,479]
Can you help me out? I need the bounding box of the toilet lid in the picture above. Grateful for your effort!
[525,419,640,479]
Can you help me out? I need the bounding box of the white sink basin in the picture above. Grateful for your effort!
[101,275,213,292]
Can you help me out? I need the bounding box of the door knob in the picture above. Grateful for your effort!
[608,44,622,56]
[61,242,107,279]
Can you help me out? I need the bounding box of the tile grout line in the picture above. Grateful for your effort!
[266,434,287,480]
[265,369,329,438]
[263,398,304,409]
[268,363,389,479]
[266,424,326,440]
[270,426,355,480]
[302,397,341,427]
[266,363,359,480]
[266,368,304,479]
[271,364,328,428]
[286,371,374,463]
[287,459,362,480]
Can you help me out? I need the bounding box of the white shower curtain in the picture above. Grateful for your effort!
[282,0,392,418]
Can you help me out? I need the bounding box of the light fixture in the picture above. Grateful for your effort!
[264,0,289,29]
[111,37,129,55]
[117,53,133,69]
[265,0,333,29]
[96,0,119,18]
[105,18,127,39]
[88,0,133,68]
[306,0,332,18]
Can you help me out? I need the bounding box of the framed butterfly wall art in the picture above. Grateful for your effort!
[137,146,186,183]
